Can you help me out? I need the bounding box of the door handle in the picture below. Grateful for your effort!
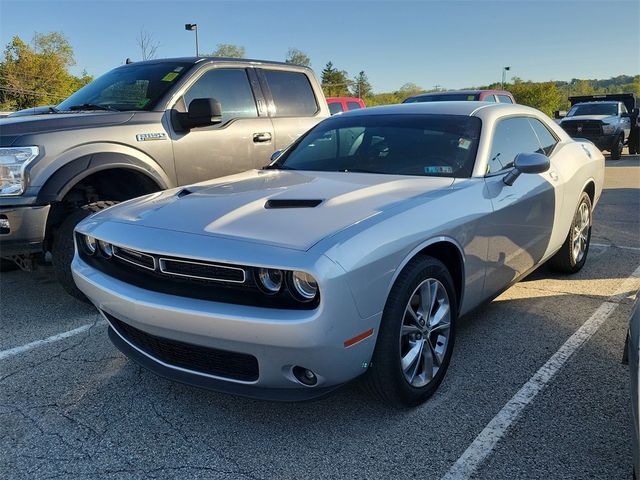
[253,132,272,143]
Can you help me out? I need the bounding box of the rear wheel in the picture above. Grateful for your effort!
[611,134,624,160]
[363,256,457,407]
[52,201,118,301]
[548,192,592,274]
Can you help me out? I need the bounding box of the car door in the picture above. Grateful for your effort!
[170,67,275,185]
[482,116,559,295]
[257,68,326,151]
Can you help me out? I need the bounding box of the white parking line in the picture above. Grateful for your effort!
[441,264,640,480]
[592,243,640,252]
[0,320,106,361]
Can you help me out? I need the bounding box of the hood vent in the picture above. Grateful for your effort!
[176,188,193,198]
[265,199,323,209]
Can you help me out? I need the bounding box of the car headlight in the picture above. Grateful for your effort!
[602,124,615,134]
[98,240,113,258]
[0,146,39,196]
[256,268,284,294]
[83,235,98,255]
[289,271,318,301]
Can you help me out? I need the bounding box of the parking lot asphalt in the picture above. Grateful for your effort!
[1,155,639,480]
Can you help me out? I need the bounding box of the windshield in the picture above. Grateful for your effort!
[567,103,617,117]
[275,114,481,178]
[57,62,193,112]
[404,93,479,103]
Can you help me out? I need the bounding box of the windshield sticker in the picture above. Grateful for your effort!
[424,166,453,175]
[174,66,184,72]
[458,138,472,150]
[161,72,179,82]
[467,95,476,101]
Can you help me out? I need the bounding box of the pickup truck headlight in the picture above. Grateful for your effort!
[602,124,616,134]
[0,146,39,196]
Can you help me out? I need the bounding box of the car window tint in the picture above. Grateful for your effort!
[497,95,513,104]
[328,102,343,115]
[528,118,558,156]
[184,69,257,122]
[263,70,318,117]
[484,95,497,102]
[488,117,543,174]
[347,101,363,111]
[620,104,628,114]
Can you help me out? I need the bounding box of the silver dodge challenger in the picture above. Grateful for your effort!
[72,102,605,406]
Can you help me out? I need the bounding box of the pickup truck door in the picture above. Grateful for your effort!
[256,68,327,152]
[169,67,275,185]
[481,116,559,296]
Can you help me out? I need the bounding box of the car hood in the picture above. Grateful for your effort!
[97,169,455,251]
[561,115,613,123]
[0,111,134,139]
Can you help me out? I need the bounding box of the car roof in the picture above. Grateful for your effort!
[409,89,512,98]
[118,56,303,68]
[338,101,533,117]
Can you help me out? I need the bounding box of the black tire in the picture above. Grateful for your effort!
[629,144,637,155]
[0,259,19,272]
[611,134,624,160]
[51,201,118,301]
[548,192,592,274]
[363,256,457,407]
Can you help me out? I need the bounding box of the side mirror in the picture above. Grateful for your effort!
[621,112,630,118]
[270,150,283,162]
[503,152,550,186]
[633,108,639,117]
[178,98,222,130]
[554,110,567,119]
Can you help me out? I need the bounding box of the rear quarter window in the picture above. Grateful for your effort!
[347,101,363,111]
[263,70,319,117]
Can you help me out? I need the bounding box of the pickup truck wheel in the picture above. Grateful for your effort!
[363,256,457,407]
[629,144,637,155]
[52,201,118,302]
[548,192,592,274]
[611,134,624,160]
[0,259,19,272]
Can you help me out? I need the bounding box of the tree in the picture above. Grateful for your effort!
[396,82,425,100]
[321,61,351,97]
[285,48,311,67]
[211,43,245,58]
[0,32,93,110]
[351,71,372,98]
[136,29,160,61]
[508,80,562,117]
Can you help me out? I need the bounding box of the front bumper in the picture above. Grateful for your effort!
[0,203,49,256]
[72,255,381,401]
[569,133,617,152]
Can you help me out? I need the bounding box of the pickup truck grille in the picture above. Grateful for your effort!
[560,120,603,136]
[106,312,259,382]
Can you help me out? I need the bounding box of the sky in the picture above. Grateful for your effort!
[0,0,638,92]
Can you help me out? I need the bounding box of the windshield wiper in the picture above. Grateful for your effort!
[67,103,119,112]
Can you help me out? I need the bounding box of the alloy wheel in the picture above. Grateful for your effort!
[572,201,590,264]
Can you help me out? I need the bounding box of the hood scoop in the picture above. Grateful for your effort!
[264,199,323,209]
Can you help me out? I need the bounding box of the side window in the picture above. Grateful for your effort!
[497,95,513,104]
[347,101,363,111]
[528,118,558,156]
[487,117,542,174]
[328,102,343,115]
[183,69,257,123]
[263,70,318,117]
[484,95,497,102]
[620,104,628,114]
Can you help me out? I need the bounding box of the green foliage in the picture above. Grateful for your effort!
[351,71,372,98]
[285,48,311,67]
[321,61,351,97]
[0,32,93,110]
[211,43,245,58]
[507,79,563,117]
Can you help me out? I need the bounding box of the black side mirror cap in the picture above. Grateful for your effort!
[503,152,550,186]
[177,98,222,130]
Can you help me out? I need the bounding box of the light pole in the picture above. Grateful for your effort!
[185,23,199,57]
[501,66,511,89]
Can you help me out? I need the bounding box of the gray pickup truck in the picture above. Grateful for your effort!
[558,94,638,160]
[0,57,329,298]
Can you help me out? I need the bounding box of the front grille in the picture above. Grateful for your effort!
[76,234,318,310]
[561,120,603,136]
[106,312,259,382]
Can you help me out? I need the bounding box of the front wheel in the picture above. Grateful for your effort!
[610,134,624,160]
[51,201,118,301]
[548,192,592,274]
[363,256,457,407]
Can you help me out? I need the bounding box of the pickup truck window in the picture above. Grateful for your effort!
[329,103,344,115]
[184,69,258,122]
[57,62,192,112]
[497,95,513,104]
[567,103,618,117]
[347,101,363,110]
[263,70,319,117]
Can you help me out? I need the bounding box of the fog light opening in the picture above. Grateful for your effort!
[292,366,318,386]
